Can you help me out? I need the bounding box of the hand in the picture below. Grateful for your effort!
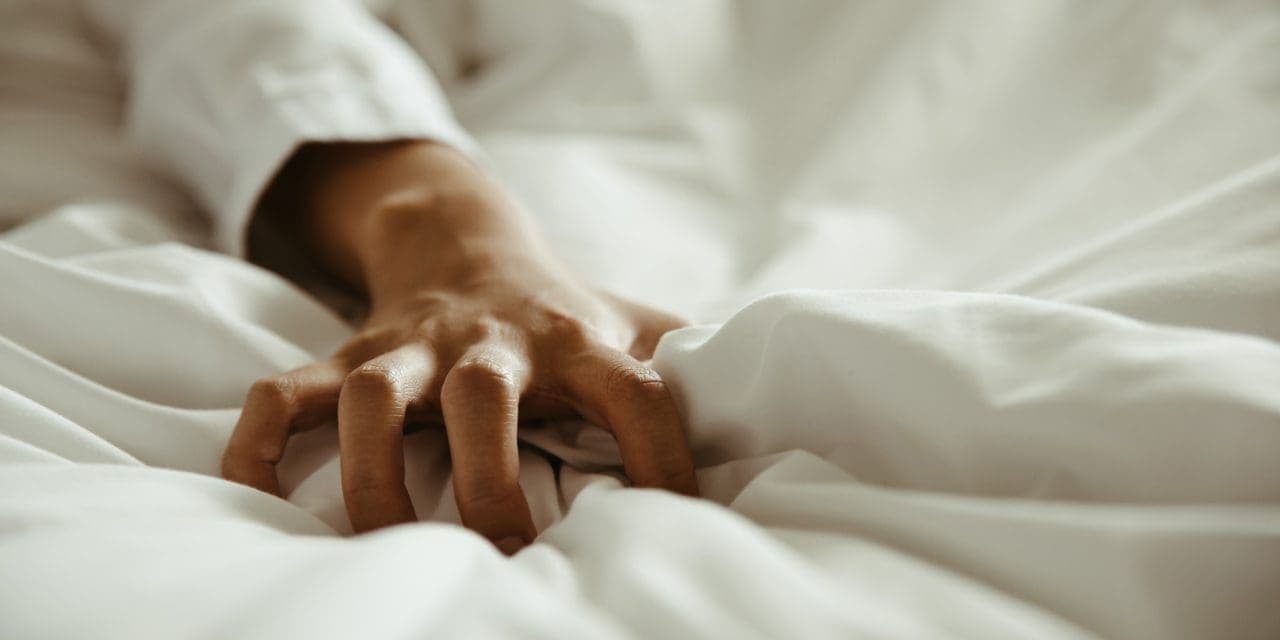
[221,141,698,553]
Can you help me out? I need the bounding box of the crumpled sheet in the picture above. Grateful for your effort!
[2,1,1279,638]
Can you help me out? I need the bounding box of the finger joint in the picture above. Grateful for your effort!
[444,358,517,401]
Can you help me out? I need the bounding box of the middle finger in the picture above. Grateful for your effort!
[440,342,536,553]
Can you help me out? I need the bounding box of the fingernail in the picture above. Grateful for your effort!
[496,536,526,556]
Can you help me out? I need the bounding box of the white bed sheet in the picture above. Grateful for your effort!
[2,1,1279,638]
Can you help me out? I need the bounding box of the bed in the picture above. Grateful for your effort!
[1,1,1278,638]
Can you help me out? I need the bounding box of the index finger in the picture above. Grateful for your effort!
[222,359,347,495]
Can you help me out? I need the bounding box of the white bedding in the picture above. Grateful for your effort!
[2,1,1279,638]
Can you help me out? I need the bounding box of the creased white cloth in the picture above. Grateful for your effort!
[1,1,1279,639]
[2,0,472,255]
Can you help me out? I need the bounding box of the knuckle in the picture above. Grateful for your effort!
[342,363,401,398]
[542,312,594,345]
[465,317,504,342]
[223,427,275,468]
[445,358,516,398]
[414,317,442,341]
[247,376,296,409]
[220,448,277,488]
[603,362,669,405]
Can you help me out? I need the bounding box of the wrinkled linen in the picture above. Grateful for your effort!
[2,1,1280,639]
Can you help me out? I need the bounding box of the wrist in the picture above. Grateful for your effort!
[274,139,551,303]
[356,190,550,305]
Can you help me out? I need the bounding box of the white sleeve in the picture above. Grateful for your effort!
[81,0,476,255]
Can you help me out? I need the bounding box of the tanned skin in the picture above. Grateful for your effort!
[220,140,699,554]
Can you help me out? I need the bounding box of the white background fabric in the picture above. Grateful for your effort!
[1,1,1278,638]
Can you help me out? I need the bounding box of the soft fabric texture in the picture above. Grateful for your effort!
[1,1,1278,638]
[2,0,472,255]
